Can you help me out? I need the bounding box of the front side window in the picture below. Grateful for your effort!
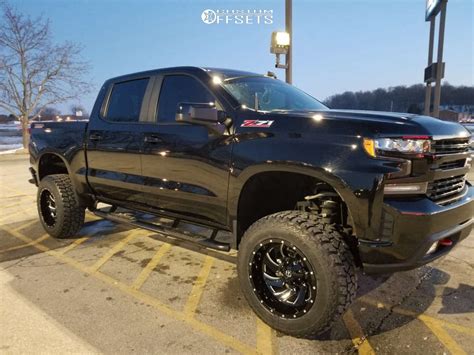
[157,75,215,122]
[222,76,328,112]
[106,78,149,123]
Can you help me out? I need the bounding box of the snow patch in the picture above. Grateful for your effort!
[0,145,23,154]
[0,135,23,152]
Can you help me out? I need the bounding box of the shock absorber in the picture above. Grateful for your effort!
[300,182,342,225]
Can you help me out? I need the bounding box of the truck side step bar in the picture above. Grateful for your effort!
[92,209,231,252]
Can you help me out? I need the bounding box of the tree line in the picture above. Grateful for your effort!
[323,83,474,114]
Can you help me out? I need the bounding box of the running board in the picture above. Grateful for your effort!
[92,209,231,252]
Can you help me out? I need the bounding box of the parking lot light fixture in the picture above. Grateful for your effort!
[270,31,291,73]
[270,31,290,55]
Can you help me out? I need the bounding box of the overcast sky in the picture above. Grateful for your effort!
[9,0,474,114]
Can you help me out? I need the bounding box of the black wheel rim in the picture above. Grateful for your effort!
[249,239,317,319]
[39,189,57,227]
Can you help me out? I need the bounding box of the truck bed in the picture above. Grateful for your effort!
[30,121,87,162]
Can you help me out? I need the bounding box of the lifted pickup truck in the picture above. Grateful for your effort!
[29,67,473,337]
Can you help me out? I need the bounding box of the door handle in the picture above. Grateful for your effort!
[89,133,103,141]
[144,135,163,143]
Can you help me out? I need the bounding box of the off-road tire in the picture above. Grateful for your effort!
[237,210,357,337]
[37,174,85,238]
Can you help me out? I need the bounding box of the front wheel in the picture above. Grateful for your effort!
[237,211,357,337]
[37,174,85,238]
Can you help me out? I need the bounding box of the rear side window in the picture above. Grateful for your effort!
[106,78,149,123]
[157,75,215,122]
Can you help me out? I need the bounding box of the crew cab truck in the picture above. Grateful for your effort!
[29,67,473,337]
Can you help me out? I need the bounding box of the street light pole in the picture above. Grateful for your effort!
[285,0,292,84]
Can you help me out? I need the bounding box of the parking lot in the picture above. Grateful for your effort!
[1,154,473,354]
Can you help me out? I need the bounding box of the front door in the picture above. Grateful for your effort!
[140,74,232,226]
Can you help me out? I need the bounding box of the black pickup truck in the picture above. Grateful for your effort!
[29,67,473,337]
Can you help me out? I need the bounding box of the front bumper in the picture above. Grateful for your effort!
[360,185,473,274]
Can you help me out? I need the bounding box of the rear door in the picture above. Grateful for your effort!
[86,77,153,204]
[139,74,232,226]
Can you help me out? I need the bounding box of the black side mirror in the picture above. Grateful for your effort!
[176,103,226,124]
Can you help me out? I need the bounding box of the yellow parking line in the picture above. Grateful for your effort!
[420,315,467,355]
[183,255,214,318]
[12,219,38,232]
[362,297,474,336]
[0,233,48,253]
[343,309,376,355]
[131,243,172,290]
[3,203,24,209]
[441,321,474,337]
[256,318,275,355]
[1,208,34,221]
[58,237,89,255]
[1,184,33,196]
[0,226,50,252]
[89,230,141,272]
[0,225,257,354]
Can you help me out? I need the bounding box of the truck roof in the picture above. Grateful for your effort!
[106,66,260,83]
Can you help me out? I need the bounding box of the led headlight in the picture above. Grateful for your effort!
[363,137,431,157]
[384,182,428,195]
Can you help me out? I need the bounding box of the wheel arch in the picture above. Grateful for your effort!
[229,163,359,245]
[37,152,72,181]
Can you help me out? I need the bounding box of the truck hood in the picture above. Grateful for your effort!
[271,109,471,138]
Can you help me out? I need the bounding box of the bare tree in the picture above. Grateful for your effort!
[0,1,91,148]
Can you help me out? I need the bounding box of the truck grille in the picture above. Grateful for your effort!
[427,175,466,205]
[435,159,466,171]
[431,138,470,154]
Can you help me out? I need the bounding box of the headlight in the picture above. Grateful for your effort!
[363,137,431,158]
[469,136,474,150]
[384,182,427,195]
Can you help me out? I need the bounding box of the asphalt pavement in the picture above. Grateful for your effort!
[1,154,473,354]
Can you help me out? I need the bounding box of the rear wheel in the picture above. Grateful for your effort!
[237,211,356,337]
[37,174,85,238]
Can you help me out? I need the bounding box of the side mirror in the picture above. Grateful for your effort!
[176,103,226,124]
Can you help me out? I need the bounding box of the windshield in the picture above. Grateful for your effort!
[222,76,328,112]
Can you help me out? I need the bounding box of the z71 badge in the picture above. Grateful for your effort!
[240,120,274,128]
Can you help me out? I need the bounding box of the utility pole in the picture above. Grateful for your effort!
[285,0,292,84]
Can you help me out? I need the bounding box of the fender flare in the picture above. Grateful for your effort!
[228,162,360,234]
[37,151,73,180]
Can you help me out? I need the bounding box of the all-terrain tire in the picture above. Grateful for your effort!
[37,174,85,238]
[237,210,357,337]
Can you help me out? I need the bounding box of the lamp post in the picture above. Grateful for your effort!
[270,0,292,83]
[285,0,292,84]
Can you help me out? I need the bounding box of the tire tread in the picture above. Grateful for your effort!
[239,210,357,337]
[38,174,84,238]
